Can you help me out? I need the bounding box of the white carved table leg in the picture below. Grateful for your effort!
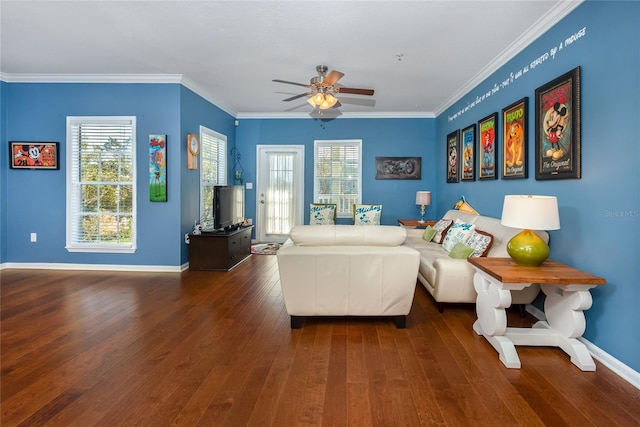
[532,283,596,371]
[472,272,522,369]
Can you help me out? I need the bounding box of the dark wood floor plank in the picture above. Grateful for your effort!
[2,257,640,427]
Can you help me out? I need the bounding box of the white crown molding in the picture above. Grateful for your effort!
[236,111,435,120]
[0,72,239,118]
[434,0,584,117]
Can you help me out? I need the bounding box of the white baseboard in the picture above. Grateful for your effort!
[525,303,640,390]
[0,262,183,273]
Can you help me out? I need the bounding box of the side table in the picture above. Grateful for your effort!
[397,219,436,228]
[467,257,605,371]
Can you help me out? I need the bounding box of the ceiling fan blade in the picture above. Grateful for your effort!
[282,93,311,102]
[272,79,310,88]
[323,70,344,86]
[336,87,375,96]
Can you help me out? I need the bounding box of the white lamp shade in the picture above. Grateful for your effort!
[501,195,560,230]
[416,191,431,206]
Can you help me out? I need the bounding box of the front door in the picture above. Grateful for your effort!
[256,145,305,243]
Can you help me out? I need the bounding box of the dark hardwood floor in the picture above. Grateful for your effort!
[2,255,639,426]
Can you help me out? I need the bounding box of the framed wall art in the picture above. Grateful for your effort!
[502,97,528,179]
[375,157,421,179]
[535,66,581,180]
[9,141,59,170]
[149,134,167,202]
[446,130,460,183]
[477,113,498,180]
[461,124,476,181]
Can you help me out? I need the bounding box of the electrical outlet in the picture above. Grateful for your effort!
[30,233,37,242]
[185,233,190,244]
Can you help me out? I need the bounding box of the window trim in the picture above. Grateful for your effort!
[313,139,362,218]
[199,125,227,230]
[65,116,137,253]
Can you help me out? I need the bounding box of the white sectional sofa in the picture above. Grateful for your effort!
[276,225,420,329]
[403,209,547,312]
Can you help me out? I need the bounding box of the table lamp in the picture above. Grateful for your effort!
[415,191,432,223]
[500,195,560,266]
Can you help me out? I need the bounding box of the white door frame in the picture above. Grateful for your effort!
[255,145,305,243]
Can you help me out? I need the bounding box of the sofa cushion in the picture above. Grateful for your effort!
[310,203,336,225]
[422,226,437,242]
[442,219,476,252]
[353,204,382,225]
[448,242,475,258]
[466,229,494,257]
[432,219,453,244]
[289,224,406,246]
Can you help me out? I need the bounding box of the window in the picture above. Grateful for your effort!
[199,126,227,230]
[314,139,362,217]
[66,116,136,253]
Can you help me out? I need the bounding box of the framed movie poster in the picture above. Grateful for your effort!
[446,130,460,183]
[9,141,59,169]
[535,66,581,180]
[477,113,498,180]
[502,97,528,179]
[461,124,476,181]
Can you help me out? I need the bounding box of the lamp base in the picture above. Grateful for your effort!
[506,229,550,267]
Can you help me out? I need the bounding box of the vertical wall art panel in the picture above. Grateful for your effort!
[149,135,167,202]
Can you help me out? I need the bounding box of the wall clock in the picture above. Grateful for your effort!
[187,133,200,169]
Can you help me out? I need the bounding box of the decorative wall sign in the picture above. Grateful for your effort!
[477,113,498,180]
[461,124,476,181]
[502,97,528,179]
[535,66,581,180]
[446,130,460,183]
[149,135,167,202]
[375,156,421,180]
[9,141,59,169]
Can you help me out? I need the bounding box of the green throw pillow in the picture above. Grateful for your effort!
[422,226,437,242]
[448,242,475,259]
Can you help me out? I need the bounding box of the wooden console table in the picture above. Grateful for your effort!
[468,257,605,371]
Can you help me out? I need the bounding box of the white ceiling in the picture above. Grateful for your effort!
[0,1,581,119]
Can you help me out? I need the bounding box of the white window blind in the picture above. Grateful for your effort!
[266,152,295,234]
[199,126,227,230]
[66,116,136,253]
[314,139,362,217]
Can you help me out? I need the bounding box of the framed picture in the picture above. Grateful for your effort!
[502,97,528,179]
[375,156,421,179]
[461,124,476,181]
[9,141,59,170]
[446,130,460,183]
[149,135,167,202]
[535,66,581,180]
[477,113,498,180]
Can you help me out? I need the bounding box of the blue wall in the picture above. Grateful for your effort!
[1,81,7,264]
[179,86,236,264]
[436,0,639,372]
[235,117,436,227]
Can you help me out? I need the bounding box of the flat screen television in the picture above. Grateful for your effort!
[213,185,245,231]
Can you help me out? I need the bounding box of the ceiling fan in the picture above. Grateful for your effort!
[273,65,375,110]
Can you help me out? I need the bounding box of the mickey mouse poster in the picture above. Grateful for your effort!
[10,142,59,169]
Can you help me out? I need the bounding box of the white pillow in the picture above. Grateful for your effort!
[442,219,476,252]
[309,204,336,225]
[353,204,382,225]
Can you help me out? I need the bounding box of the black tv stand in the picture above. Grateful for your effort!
[188,225,254,271]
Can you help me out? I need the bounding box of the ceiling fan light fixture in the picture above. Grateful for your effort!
[319,93,338,110]
[313,92,325,104]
